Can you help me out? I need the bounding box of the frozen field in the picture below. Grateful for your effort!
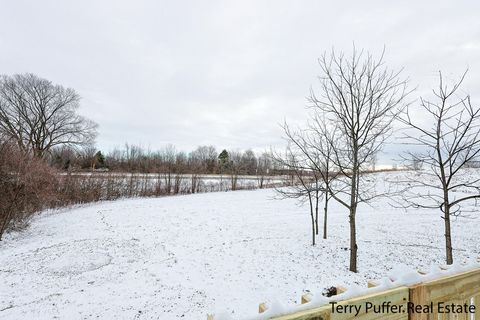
[1,172,479,319]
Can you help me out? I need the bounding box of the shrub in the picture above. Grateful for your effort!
[0,141,58,240]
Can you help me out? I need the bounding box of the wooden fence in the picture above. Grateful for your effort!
[208,267,480,320]
[409,268,480,320]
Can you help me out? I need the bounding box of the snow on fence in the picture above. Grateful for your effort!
[208,260,480,320]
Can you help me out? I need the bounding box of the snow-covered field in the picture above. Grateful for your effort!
[1,172,479,319]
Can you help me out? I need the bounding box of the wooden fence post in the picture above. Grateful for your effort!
[336,286,347,294]
[301,294,311,304]
[408,283,430,320]
[259,302,268,313]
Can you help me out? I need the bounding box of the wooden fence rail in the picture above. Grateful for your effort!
[209,267,480,320]
[409,268,480,320]
[273,286,409,320]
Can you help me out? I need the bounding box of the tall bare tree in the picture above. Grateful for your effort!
[271,142,320,246]
[306,116,340,239]
[278,123,328,238]
[399,71,480,265]
[274,118,341,245]
[308,47,409,272]
[0,73,97,157]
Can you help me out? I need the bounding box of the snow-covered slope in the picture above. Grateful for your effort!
[1,172,479,319]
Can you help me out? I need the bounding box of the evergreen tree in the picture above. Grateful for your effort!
[218,149,229,172]
[94,151,106,168]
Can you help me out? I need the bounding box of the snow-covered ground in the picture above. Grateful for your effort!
[1,172,479,319]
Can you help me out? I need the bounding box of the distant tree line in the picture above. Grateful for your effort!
[49,144,276,176]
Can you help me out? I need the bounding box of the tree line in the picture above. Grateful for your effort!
[50,144,275,176]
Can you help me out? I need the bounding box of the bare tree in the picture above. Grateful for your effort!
[407,153,424,171]
[241,149,258,175]
[277,121,339,239]
[271,143,320,246]
[274,117,343,244]
[257,152,272,188]
[306,117,340,239]
[308,47,409,272]
[49,146,76,170]
[228,150,243,190]
[399,71,480,265]
[78,146,98,170]
[158,145,179,194]
[190,145,218,174]
[0,73,98,157]
[189,146,217,193]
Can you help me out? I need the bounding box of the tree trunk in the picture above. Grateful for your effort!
[349,206,358,272]
[444,205,453,265]
[191,175,196,194]
[323,192,328,239]
[439,157,453,265]
[315,189,319,235]
[349,160,359,273]
[308,193,316,246]
[311,214,316,246]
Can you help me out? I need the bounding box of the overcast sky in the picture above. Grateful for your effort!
[1,0,479,163]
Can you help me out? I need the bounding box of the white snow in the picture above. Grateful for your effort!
[1,171,479,319]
